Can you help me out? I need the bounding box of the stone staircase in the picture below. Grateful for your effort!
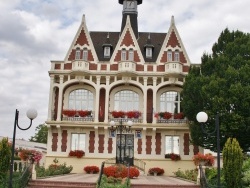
[131,185,200,188]
[27,180,96,188]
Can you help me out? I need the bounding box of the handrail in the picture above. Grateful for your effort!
[97,162,105,188]
[199,164,208,188]
[133,158,146,174]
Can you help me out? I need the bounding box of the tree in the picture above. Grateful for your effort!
[182,28,250,152]
[0,138,11,177]
[222,138,243,188]
[29,124,48,144]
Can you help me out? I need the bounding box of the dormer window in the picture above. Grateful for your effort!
[75,48,81,60]
[104,47,110,58]
[121,49,126,61]
[83,48,88,61]
[167,50,172,62]
[146,47,152,58]
[174,51,179,62]
[128,49,134,61]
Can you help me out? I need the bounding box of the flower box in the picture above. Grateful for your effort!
[126,111,141,118]
[78,110,92,117]
[174,112,184,119]
[111,111,126,118]
[62,109,77,117]
[193,152,214,166]
[165,153,181,161]
[155,112,172,119]
[69,150,85,158]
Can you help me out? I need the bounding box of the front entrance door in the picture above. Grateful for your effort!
[116,134,134,166]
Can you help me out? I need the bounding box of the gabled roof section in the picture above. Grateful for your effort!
[64,14,98,62]
[156,16,191,65]
[110,15,144,63]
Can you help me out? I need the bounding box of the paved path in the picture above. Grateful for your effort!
[40,173,198,186]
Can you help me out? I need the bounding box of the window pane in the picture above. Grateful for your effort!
[114,90,139,111]
[165,136,179,154]
[167,51,172,61]
[160,91,180,113]
[69,89,93,110]
[75,49,81,60]
[83,49,88,61]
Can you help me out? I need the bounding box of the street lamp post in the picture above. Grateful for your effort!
[9,109,37,188]
[110,120,133,164]
[196,111,220,188]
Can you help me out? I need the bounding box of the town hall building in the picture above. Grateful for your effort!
[45,0,202,175]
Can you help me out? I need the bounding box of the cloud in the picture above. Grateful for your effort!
[0,0,249,140]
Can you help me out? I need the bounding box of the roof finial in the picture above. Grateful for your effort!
[171,15,175,25]
[148,33,151,39]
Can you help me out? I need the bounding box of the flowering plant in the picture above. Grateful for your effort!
[148,167,164,176]
[84,165,100,174]
[62,109,77,117]
[78,110,92,117]
[165,153,181,161]
[103,164,139,179]
[19,149,42,163]
[110,111,126,118]
[173,112,184,119]
[193,152,215,166]
[69,150,85,158]
[126,111,141,118]
[155,112,172,119]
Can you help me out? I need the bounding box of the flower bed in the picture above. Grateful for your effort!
[148,167,164,176]
[103,165,139,179]
[69,150,85,158]
[84,165,99,174]
[193,152,214,166]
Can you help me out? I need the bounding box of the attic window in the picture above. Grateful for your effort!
[75,48,81,60]
[83,48,88,61]
[174,51,179,62]
[121,49,126,61]
[104,47,110,58]
[128,49,134,61]
[167,51,172,62]
[146,47,152,58]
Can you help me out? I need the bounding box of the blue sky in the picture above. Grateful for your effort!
[0,0,250,140]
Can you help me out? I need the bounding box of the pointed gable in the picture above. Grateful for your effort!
[110,16,144,64]
[157,16,191,66]
[64,14,98,63]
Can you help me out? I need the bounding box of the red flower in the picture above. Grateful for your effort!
[84,166,100,174]
[69,150,85,158]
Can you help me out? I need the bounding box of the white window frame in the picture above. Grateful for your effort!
[160,91,181,113]
[83,48,88,61]
[104,47,110,58]
[71,133,86,151]
[69,89,94,110]
[121,49,126,61]
[146,47,152,58]
[75,49,81,60]
[114,90,139,111]
[174,51,179,62]
[167,51,172,62]
[165,135,180,154]
[128,49,134,61]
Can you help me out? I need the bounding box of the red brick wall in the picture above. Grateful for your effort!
[89,63,97,70]
[137,138,142,154]
[147,89,153,123]
[155,133,161,155]
[75,29,89,46]
[108,138,113,153]
[98,135,104,153]
[61,130,67,152]
[55,64,61,70]
[157,65,165,72]
[136,64,144,71]
[99,89,105,122]
[183,133,190,155]
[147,65,153,71]
[64,63,72,70]
[146,136,152,154]
[101,64,107,71]
[52,133,58,152]
[89,131,95,153]
[166,31,181,48]
[121,30,135,47]
[110,64,118,71]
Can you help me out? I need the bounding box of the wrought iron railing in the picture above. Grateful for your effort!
[62,116,94,122]
[199,164,209,188]
[0,163,32,188]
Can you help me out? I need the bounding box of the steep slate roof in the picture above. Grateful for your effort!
[90,31,166,62]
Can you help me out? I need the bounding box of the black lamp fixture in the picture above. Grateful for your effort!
[9,109,37,188]
[196,111,220,188]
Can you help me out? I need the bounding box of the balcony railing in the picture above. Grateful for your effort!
[62,116,94,122]
[118,61,136,72]
[157,118,188,123]
[165,61,183,74]
[72,60,89,71]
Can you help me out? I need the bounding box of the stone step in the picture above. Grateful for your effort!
[27,180,96,188]
[131,185,200,188]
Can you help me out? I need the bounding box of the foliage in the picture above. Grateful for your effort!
[165,153,181,161]
[0,138,11,177]
[98,175,130,188]
[174,168,198,182]
[148,167,164,176]
[181,28,250,152]
[110,111,126,118]
[18,149,42,163]
[36,162,73,177]
[103,164,139,179]
[29,123,48,144]
[155,112,172,119]
[173,112,184,119]
[223,138,243,188]
[242,157,250,187]
[83,165,99,174]
[62,109,77,117]
[193,153,215,166]
[69,150,85,158]
[126,111,141,118]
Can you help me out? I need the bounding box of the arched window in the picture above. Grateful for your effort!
[174,51,179,62]
[75,48,81,60]
[69,89,93,110]
[128,49,134,61]
[121,49,126,61]
[160,91,181,113]
[114,90,139,111]
[167,50,172,62]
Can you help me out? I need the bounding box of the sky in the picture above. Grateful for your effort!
[0,0,250,140]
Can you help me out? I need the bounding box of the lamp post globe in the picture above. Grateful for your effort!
[196,111,208,123]
[26,108,38,120]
